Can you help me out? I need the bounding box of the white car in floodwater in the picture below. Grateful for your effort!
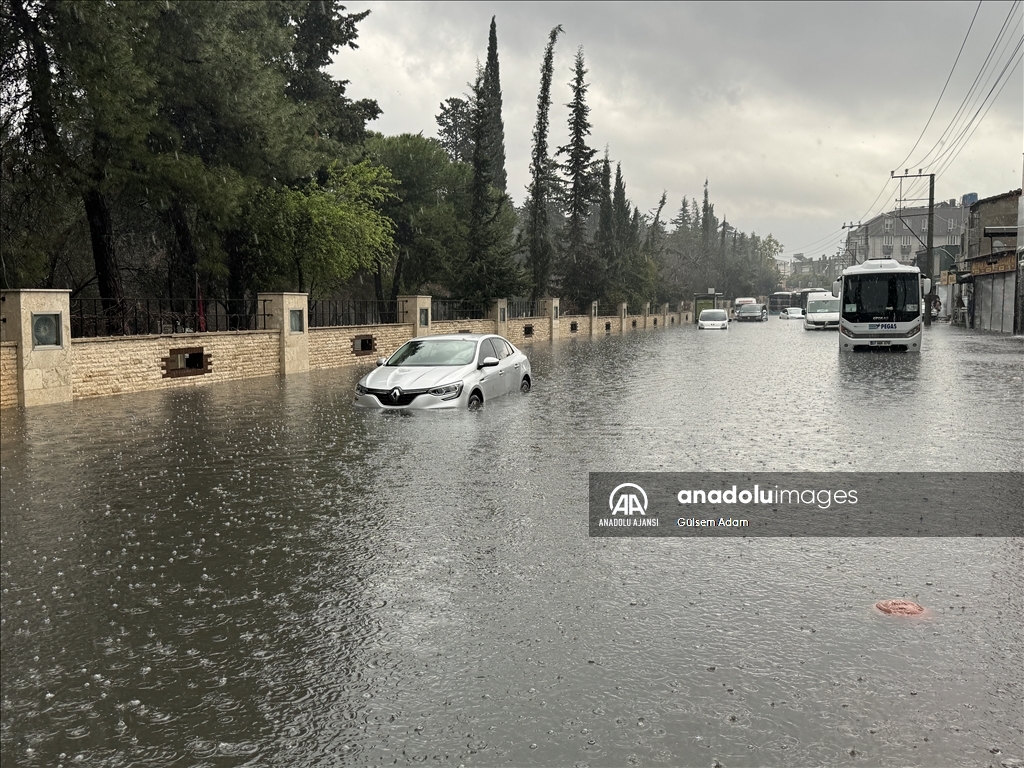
[698,309,729,330]
[353,333,531,410]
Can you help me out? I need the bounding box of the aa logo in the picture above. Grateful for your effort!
[609,483,648,516]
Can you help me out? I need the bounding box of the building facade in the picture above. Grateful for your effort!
[844,199,968,267]
[958,189,1021,333]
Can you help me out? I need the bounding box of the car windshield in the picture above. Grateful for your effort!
[737,304,762,314]
[387,339,478,366]
[700,310,727,321]
[807,299,839,313]
[841,273,920,323]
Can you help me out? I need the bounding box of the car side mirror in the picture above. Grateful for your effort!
[832,279,841,297]
[376,356,388,367]
[922,278,932,295]
[479,356,499,369]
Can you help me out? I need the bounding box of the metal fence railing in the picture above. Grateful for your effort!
[308,299,406,328]
[431,299,486,322]
[508,298,537,319]
[70,298,270,338]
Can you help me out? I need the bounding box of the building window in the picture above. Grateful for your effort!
[902,235,911,247]
[947,235,959,246]
[921,219,929,232]
[289,309,304,333]
[947,218,956,231]
[883,218,893,232]
[883,235,893,246]
[31,313,62,348]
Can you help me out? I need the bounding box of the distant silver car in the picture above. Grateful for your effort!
[780,307,804,320]
[353,333,531,410]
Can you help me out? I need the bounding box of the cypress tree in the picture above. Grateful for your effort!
[523,25,562,304]
[480,16,507,192]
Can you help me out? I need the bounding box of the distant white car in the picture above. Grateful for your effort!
[354,333,531,410]
[780,307,804,320]
[698,309,729,330]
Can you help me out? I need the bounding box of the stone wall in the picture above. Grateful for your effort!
[309,324,415,369]
[429,319,496,336]
[70,331,279,400]
[505,317,551,345]
[1,341,17,409]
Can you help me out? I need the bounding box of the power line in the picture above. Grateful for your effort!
[910,0,1022,169]
[894,0,983,171]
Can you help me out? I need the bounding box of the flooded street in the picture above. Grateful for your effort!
[2,320,1022,767]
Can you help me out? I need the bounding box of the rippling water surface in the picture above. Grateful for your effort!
[2,321,1022,767]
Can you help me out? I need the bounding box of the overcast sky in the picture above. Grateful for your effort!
[330,1,1023,259]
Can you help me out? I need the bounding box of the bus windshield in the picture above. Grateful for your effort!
[841,273,920,323]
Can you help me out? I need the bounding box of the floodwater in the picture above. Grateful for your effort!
[2,320,1022,768]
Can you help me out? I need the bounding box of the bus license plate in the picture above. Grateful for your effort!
[869,340,891,346]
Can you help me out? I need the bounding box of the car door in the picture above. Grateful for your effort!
[476,338,506,400]
[494,337,521,393]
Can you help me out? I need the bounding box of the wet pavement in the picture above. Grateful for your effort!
[2,320,1022,767]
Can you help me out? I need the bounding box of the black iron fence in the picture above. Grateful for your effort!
[71,298,270,338]
[431,299,486,322]
[308,299,406,328]
[508,298,538,319]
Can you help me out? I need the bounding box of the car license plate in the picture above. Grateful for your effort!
[869,340,891,346]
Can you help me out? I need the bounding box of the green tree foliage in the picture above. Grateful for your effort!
[451,72,521,306]
[363,132,468,303]
[435,97,473,164]
[240,162,395,295]
[556,47,601,308]
[523,25,562,304]
[3,0,383,307]
[661,182,782,300]
[479,16,507,193]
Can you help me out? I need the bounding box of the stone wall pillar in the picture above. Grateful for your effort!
[398,295,432,337]
[0,289,73,407]
[488,298,507,337]
[619,302,629,334]
[662,303,670,327]
[540,297,560,340]
[643,302,651,329]
[590,301,599,337]
[258,292,308,375]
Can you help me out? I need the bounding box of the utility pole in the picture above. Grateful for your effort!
[891,169,935,327]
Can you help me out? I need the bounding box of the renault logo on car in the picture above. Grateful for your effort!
[389,387,402,403]
[609,483,648,516]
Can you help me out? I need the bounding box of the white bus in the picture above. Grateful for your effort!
[833,259,931,352]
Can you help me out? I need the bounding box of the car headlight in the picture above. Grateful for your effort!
[427,381,463,400]
[355,383,368,396]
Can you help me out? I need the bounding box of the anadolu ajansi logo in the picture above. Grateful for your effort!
[609,483,648,516]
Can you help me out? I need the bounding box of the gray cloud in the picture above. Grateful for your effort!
[333,1,1022,256]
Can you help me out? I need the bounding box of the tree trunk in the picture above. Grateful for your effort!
[83,188,124,333]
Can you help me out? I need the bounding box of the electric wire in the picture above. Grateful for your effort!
[893,0,983,172]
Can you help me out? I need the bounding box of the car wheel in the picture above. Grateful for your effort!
[468,391,483,410]
[520,377,531,394]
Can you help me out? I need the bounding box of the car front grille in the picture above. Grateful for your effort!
[368,389,426,407]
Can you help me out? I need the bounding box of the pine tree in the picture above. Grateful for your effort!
[523,25,562,304]
[557,47,599,306]
[436,97,474,163]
